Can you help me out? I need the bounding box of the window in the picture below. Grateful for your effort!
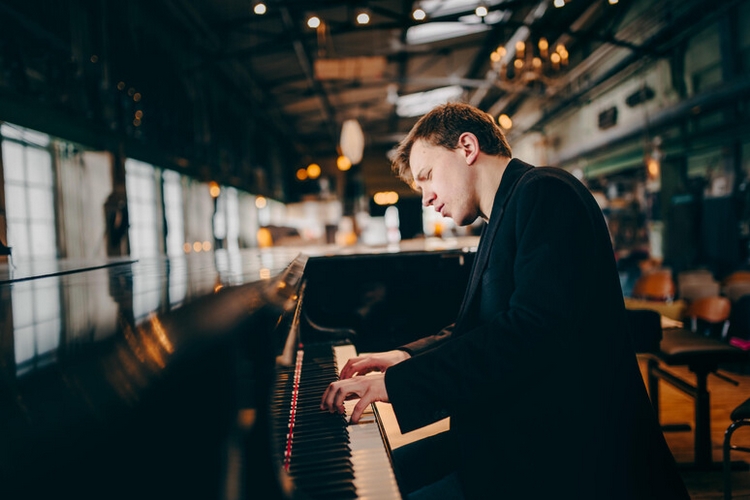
[162,169,185,257]
[1,124,57,259]
[125,158,160,258]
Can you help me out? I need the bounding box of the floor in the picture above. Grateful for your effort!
[648,359,750,499]
[376,358,750,499]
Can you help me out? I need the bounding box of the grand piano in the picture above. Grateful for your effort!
[0,238,476,499]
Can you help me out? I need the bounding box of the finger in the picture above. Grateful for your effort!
[350,398,370,424]
[320,382,346,413]
[332,385,353,414]
[340,358,365,379]
[320,383,332,411]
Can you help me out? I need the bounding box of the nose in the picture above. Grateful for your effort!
[421,188,435,207]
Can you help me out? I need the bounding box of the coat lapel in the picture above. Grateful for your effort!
[455,159,534,327]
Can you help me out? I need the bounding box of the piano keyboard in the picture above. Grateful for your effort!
[272,342,402,499]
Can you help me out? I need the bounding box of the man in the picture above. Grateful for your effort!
[321,102,689,499]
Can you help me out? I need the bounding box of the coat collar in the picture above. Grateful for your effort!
[486,158,535,224]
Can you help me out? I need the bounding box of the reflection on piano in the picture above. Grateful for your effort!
[0,241,475,499]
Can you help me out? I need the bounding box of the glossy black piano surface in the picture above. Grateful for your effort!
[0,240,476,499]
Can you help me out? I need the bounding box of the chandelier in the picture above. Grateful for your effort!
[490,37,568,93]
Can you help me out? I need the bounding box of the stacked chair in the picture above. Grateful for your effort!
[632,267,748,470]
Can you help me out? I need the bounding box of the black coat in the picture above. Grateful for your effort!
[384,159,689,499]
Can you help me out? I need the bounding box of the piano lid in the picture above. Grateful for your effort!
[0,248,306,500]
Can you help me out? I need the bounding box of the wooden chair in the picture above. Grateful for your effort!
[632,269,675,302]
[723,270,750,286]
[725,281,750,303]
[678,269,715,286]
[685,296,731,339]
[679,280,720,302]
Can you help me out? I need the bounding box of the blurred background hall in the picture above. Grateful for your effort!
[1,1,750,498]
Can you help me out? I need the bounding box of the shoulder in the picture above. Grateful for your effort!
[514,166,587,199]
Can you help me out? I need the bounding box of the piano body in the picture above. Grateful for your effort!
[0,240,475,499]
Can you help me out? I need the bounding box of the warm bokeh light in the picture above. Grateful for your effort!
[647,157,660,178]
[202,241,211,252]
[183,242,192,253]
[307,16,320,29]
[412,8,426,21]
[498,114,513,130]
[296,168,308,181]
[608,0,619,4]
[254,2,266,15]
[257,228,273,248]
[209,181,221,198]
[337,155,352,171]
[259,268,272,280]
[255,196,267,208]
[193,241,202,252]
[306,163,321,179]
[373,191,399,206]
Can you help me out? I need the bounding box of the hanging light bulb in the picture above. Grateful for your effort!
[340,119,365,165]
[337,155,352,171]
[307,15,321,29]
[253,2,266,15]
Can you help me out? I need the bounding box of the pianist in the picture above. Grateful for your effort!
[321,102,689,499]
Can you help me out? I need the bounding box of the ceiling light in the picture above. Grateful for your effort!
[356,11,370,24]
[412,8,426,21]
[337,155,352,171]
[497,114,512,129]
[475,5,488,17]
[306,163,321,179]
[396,85,464,117]
[406,22,489,45]
[608,0,619,4]
[307,15,321,29]
[253,2,266,15]
[554,0,565,7]
[340,119,365,165]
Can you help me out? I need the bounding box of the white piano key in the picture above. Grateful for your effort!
[333,344,402,500]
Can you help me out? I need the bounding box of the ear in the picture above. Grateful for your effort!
[458,132,480,166]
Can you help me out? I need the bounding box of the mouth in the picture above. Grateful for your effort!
[436,204,447,217]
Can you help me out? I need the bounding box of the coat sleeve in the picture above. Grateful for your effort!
[385,172,613,433]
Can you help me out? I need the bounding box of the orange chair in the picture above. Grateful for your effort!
[632,269,676,302]
[685,296,731,339]
[723,270,750,286]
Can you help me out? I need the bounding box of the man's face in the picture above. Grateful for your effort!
[409,139,479,226]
